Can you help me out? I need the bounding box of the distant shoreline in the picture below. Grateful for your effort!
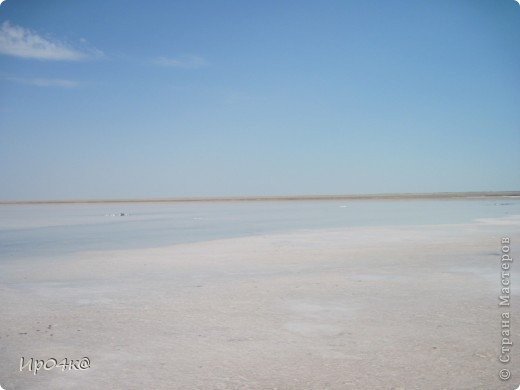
[1,191,519,205]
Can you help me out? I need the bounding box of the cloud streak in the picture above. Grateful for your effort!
[152,55,207,69]
[0,21,102,61]
[7,77,80,88]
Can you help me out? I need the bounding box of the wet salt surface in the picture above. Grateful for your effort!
[1,209,519,389]
[1,198,519,260]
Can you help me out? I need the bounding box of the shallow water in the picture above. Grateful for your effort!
[0,198,519,260]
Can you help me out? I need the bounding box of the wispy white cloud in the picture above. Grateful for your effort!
[152,55,208,69]
[0,21,103,61]
[7,77,80,88]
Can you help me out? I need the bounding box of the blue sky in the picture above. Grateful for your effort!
[0,0,519,200]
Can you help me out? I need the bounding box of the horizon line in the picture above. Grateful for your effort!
[1,191,519,205]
